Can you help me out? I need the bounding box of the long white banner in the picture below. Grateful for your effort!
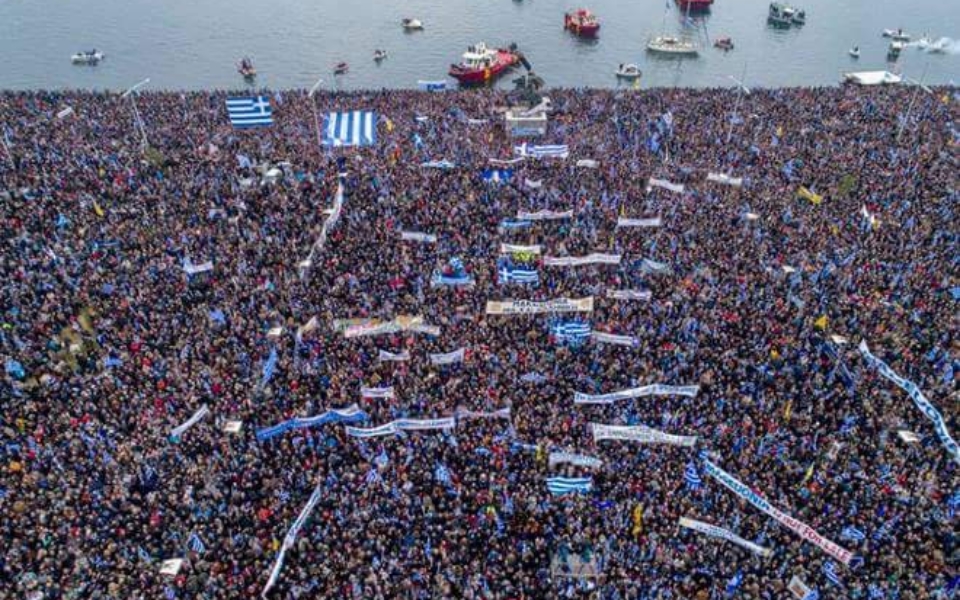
[429,348,466,365]
[591,331,639,347]
[378,349,410,362]
[575,384,699,404]
[169,405,210,439]
[486,297,594,315]
[361,386,395,399]
[647,178,685,193]
[261,481,324,598]
[859,340,959,464]
[706,172,743,187]
[516,209,573,221]
[345,417,456,438]
[543,253,622,267]
[400,231,437,243]
[679,517,773,557]
[617,217,662,228]
[607,289,652,301]
[591,423,697,447]
[703,460,853,565]
[455,407,512,421]
[344,316,440,338]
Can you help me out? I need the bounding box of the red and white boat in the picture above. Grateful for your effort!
[448,43,519,84]
[676,0,713,11]
[564,9,600,37]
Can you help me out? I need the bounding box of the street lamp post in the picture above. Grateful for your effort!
[725,64,750,145]
[121,78,150,149]
[308,77,324,148]
[896,64,932,143]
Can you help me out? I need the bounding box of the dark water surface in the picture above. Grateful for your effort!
[0,0,956,91]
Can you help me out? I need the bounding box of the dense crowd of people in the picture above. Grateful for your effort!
[1,84,957,600]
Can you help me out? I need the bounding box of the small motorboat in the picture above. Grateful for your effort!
[564,9,601,37]
[791,9,806,25]
[71,50,104,65]
[888,40,905,57]
[881,29,910,41]
[334,62,349,75]
[614,64,642,79]
[237,57,256,79]
[768,3,795,28]
[373,49,388,61]
[647,36,698,56]
[848,46,860,58]
[402,18,423,30]
[714,37,734,51]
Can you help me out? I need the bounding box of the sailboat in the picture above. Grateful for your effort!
[647,1,699,56]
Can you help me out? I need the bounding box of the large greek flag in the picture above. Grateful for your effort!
[552,321,592,344]
[546,477,593,495]
[226,96,273,128]
[323,111,377,146]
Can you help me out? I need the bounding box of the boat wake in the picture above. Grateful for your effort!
[907,36,960,54]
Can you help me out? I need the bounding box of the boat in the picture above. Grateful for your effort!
[71,50,104,65]
[402,18,423,30]
[768,3,795,28]
[334,62,349,75]
[888,40,905,57]
[614,64,642,79]
[924,38,949,54]
[448,42,519,84]
[564,9,601,37]
[675,0,713,11]
[842,71,902,86]
[237,57,256,79]
[714,37,734,51]
[647,36,698,56]
[373,49,388,61]
[848,46,860,58]
[792,9,806,25]
[881,29,910,41]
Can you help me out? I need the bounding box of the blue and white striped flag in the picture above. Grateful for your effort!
[822,561,843,587]
[546,477,593,495]
[684,462,703,490]
[365,468,382,486]
[323,111,377,146]
[840,526,865,542]
[435,462,453,486]
[498,262,539,284]
[226,96,273,128]
[187,532,206,554]
[260,346,278,388]
[137,546,152,563]
[551,321,591,345]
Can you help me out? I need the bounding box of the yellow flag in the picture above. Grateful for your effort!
[801,463,815,485]
[797,186,823,206]
[776,125,783,137]
[385,117,394,132]
[92,201,105,217]
[814,315,828,330]
[633,78,640,90]
[783,399,793,422]
[632,504,644,536]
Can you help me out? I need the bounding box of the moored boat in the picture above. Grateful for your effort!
[71,50,104,65]
[675,0,713,11]
[842,70,902,85]
[881,28,910,41]
[848,46,860,58]
[791,9,806,25]
[448,43,519,84]
[614,64,642,79]
[768,3,795,28]
[714,37,734,51]
[402,18,423,30]
[888,40,905,58]
[647,36,698,56]
[334,62,349,75]
[564,9,601,37]
[374,49,388,61]
[237,57,256,79]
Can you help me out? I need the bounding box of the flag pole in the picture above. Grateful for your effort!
[121,78,151,149]
[0,126,14,171]
[725,64,750,145]
[308,77,324,148]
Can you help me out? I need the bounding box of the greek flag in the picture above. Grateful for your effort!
[822,561,843,587]
[365,468,382,485]
[187,532,206,554]
[417,80,447,91]
[260,346,278,388]
[552,321,591,345]
[137,546,152,563]
[323,111,377,147]
[840,526,865,542]
[226,96,273,128]
[725,570,743,596]
[482,168,513,183]
[435,462,453,485]
[498,261,539,284]
[546,477,593,495]
[684,462,702,490]
[515,143,570,159]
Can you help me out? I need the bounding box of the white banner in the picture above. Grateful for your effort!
[169,405,210,439]
[182,260,213,275]
[548,452,603,469]
[641,258,671,274]
[859,340,959,464]
[591,331,639,347]
[378,349,411,362]
[706,172,743,187]
[679,517,773,557]
[575,384,699,404]
[400,231,437,243]
[787,576,815,599]
[345,423,398,438]
[500,243,542,255]
[261,481,324,598]
[543,253,621,267]
[516,209,573,221]
[395,417,456,431]
[429,348,466,365]
[344,316,440,338]
[703,460,853,565]
[489,157,525,166]
[576,159,599,168]
[647,178,685,193]
[486,297,594,315]
[525,178,543,189]
[455,407,512,421]
[617,217,662,228]
[361,386,395,399]
[607,289,652,301]
[591,423,697,447]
